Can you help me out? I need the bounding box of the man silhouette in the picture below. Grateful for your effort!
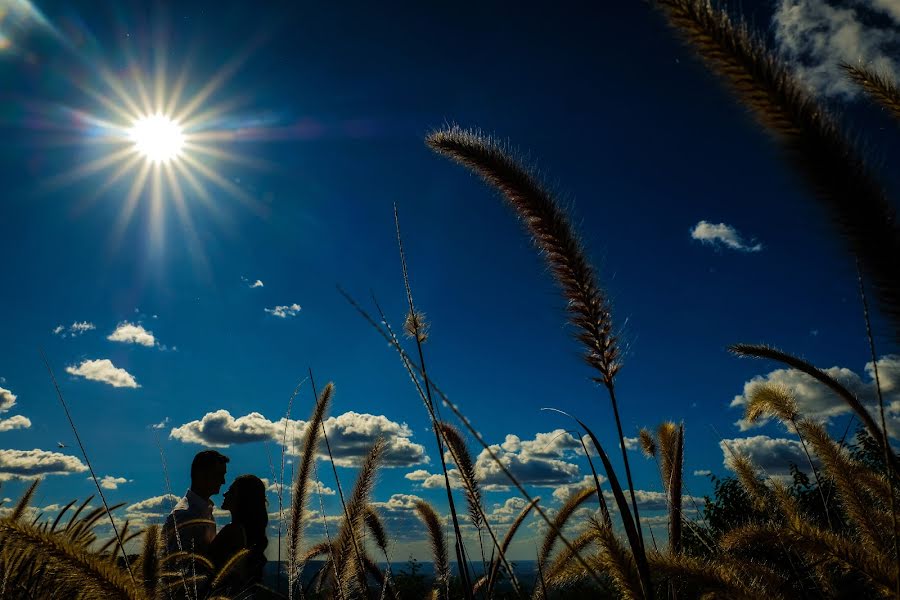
[163,450,229,554]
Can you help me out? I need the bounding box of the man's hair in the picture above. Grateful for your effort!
[190,450,229,480]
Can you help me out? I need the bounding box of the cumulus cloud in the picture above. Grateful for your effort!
[551,475,609,503]
[690,221,762,252]
[0,449,88,481]
[126,494,180,519]
[693,469,712,477]
[720,435,810,478]
[66,359,139,388]
[265,303,301,318]
[0,415,31,432]
[0,386,30,432]
[107,322,157,347]
[730,354,900,436]
[53,321,96,337]
[0,387,17,413]
[170,410,428,467]
[170,410,274,447]
[93,475,130,490]
[409,429,587,492]
[622,436,640,451]
[251,280,264,288]
[772,0,900,99]
[369,493,430,542]
[474,431,583,490]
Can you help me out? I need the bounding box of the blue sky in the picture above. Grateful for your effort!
[2,0,900,561]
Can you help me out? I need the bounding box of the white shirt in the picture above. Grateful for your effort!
[163,489,217,555]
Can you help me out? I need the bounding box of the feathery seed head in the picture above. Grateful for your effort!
[404,309,429,343]
[638,428,657,458]
[745,382,799,425]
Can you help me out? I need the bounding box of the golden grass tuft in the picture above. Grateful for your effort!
[414,500,450,599]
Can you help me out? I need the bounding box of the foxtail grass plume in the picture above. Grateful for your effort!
[745,382,799,425]
[414,500,450,599]
[843,63,900,125]
[288,381,334,580]
[638,428,656,458]
[438,422,483,530]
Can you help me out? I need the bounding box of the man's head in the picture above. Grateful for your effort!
[190,450,229,499]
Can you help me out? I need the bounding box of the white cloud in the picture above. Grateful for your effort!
[720,435,810,478]
[0,387,30,432]
[170,410,274,447]
[730,354,900,436]
[264,303,301,318]
[170,410,428,467]
[693,469,712,477]
[551,475,608,503]
[126,494,180,519]
[251,280,264,288]
[623,436,640,451]
[0,449,88,481]
[92,475,130,490]
[52,321,96,338]
[690,221,762,252]
[413,429,587,492]
[107,322,157,347]
[369,493,429,542]
[0,416,31,432]
[66,359,139,388]
[772,0,900,99]
[0,387,17,413]
[150,417,170,430]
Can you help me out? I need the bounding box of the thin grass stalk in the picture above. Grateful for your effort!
[484,497,539,598]
[312,461,344,600]
[369,292,523,598]
[50,499,77,533]
[543,408,653,597]
[278,378,306,598]
[394,205,473,597]
[424,128,646,550]
[579,434,612,528]
[730,343,900,477]
[287,381,333,592]
[842,63,900,125]
[539,527,599,597]
[591,517,643,600]
[308,371,368,598]
[857,260,899,597]
[650,0,900,345]
[341,288,606,590]
[668,424,684,556]
[40,350,134,584]
[536,487,595,568]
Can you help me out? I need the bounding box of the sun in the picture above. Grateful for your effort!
[129,114,185,164]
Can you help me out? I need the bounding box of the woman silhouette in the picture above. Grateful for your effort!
[207,474,269,592]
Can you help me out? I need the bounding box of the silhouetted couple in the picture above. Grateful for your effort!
[162,450,268,594]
